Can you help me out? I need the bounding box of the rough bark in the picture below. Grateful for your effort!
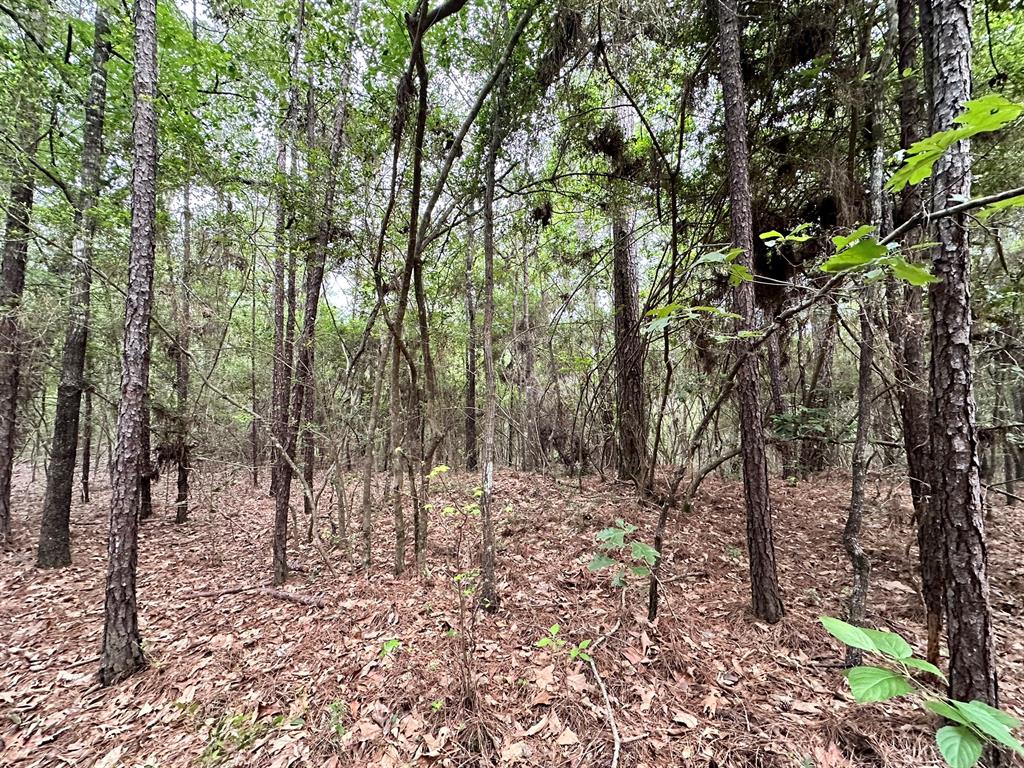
[611,208,647,485]
[717,0,784,623]
[925,0,999,717]
[0,83,40,548]
[99,0,158,685]
[37,7,110,566]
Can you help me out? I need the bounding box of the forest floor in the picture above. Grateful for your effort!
[1,465,1023,768]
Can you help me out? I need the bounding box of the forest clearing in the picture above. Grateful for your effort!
[3,467,1021,767]
[3,0,1024,764]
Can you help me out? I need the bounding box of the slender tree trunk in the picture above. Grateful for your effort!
[139,393,153,520]
[844,301,875,666]
[174,182,192,523]
[37,6,110,566]
[925,0,1000,717]
[360,333,389,567]
[464,219,478,470]
[100,0,158,685]
[270,134,289,497]
[717,0,784,623]
[479,98,501,612]
[0,86,40,548]
[80,386,92,502]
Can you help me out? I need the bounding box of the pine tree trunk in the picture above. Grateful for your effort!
[38,7,110,566]
[0,85,40,548]
[80,386,92,503]
[717,0,784,623]
[99,0,158,685]
[925,0,1000,718]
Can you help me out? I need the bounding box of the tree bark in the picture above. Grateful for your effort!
[717,0,784,623]
[924,0,1000,718]
[0,76,41,548]
[37,6,110,567]
[174,182,192,523]
[464,219,478,470]
[99,0,158,685]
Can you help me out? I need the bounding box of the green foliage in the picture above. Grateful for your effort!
[820,618,1024,767]
[820,226,936,285]
[535,624,592,663]
[887,95,1024,191]
[379,638,402,657]
[589,519,658,586]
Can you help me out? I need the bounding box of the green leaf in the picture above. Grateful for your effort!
[630,566,652,578]
[549,624,561,635]
[629,540,659,566]
[821,237,887,273]
[904,657,947,679]
[936,726,983,768]
[588,552,617,571]
[884,256,938,286]
[926,700,969,725]
[954,701,1024,754]
[844,666,914,703]
[960,700,1021,729]
[859,627,912,659]
[820,616,876,653]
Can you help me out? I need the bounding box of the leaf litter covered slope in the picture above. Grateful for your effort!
[1,466,1022,767]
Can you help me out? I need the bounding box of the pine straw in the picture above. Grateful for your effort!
[1,465,1021,767]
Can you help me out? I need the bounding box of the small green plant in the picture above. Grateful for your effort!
[430,698,445,713]
[820,617,1024,768]
[380,638,402,658]
[535,624,592,663]
[200,713,268,766]
[325,700,347,741]
[588,518,658,587]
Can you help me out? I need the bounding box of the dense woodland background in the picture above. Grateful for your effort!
[2,0,1024,765]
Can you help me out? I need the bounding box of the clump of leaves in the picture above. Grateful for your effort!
[380,638,402,658]
[588,518,658,587]
[535,623,592,663]
[820,617,1024,768]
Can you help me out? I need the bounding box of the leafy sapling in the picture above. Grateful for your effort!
[820,617,1024,768]
[588,518,659,587]
[535,624,592,663]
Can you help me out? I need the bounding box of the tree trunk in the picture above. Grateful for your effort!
[0,84,40,548]
[611,208,647,485]
[37,6,110,567]
[717,0,784,623]
[464,219,478,470]
[99,0,158,685]
[80,386,92,502]
[174,182,192,523]
[925,0,1000,718]
[844,301,874,666]
[479,101,501,612]
[359,333,389,567]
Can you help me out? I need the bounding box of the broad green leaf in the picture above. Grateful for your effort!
[844,666,913,703]
[954,701,1024,754]
[630,566,651,577]
[936,726,983,768]
[832,224,876,250]
[588,552,617,571]
[926,700,969,725]
[884,256,938,286]
[960,700,1021,729]
[820,616,876,653]
[759,230,784,240]
[821,238,888,273]
[904,657,947,679]
[859,627,912,659]
[629,540,659,565]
